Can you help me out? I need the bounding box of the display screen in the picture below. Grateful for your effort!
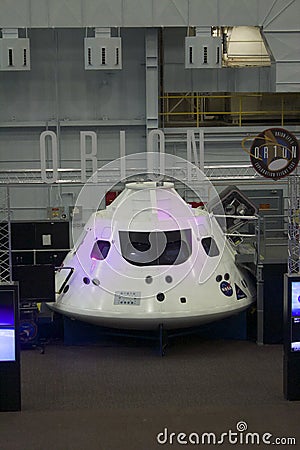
[0,329,15,361]
[0,291,16,361]
[291,281,300,317]
[291,341,300,351]
[0,296,15,326]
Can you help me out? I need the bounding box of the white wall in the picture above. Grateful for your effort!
[0,26,298,221]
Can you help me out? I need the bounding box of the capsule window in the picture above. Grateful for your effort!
[201,237,220,257]
[119,229,192,267]
[90,240,111,260]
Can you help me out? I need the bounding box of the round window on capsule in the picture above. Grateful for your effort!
[145,275,153,284]
[156,292,165,302]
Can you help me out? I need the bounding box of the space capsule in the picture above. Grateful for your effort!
[49,181,256,330]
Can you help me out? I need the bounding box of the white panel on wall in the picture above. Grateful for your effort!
[153,0,188,26]
[0,0,30,27]
[49,0,82,28]
[83,0,122,27]
[219,0,259,26]
[84,37,122,70]
[0,37,30,71]
[188,0,218,26]
[123,0,153,27]
[185,36,222,69]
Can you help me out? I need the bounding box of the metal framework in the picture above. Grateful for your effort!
[0,164,274,185]
[0,187,12,283]
[288,175,300,274]
[0,164,292,187]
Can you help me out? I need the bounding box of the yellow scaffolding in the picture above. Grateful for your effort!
[160,93,300,127]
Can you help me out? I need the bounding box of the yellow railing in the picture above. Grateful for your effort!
[160,93,300,127]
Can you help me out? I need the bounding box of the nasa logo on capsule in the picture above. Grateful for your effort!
[242,128,299,180]
[220,281,233,297]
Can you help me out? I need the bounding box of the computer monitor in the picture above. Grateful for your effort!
[12,264,55,303]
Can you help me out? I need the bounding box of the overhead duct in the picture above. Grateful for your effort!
[0,28,30,71]
[84,27,122,70]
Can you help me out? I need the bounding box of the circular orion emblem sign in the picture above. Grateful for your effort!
[248,128,299,180]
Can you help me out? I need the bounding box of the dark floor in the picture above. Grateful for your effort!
[1,337,300,450]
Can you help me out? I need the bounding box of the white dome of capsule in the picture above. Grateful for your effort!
[49,182,255,330]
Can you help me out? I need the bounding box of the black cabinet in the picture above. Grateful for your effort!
[35,222,69,250]
[11,222,35,250]
[11,252,34,266]
[262,263,286,344]
[36,251,68,265]
[11,221,70,268]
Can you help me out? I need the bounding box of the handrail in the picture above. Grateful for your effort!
[160,92,300,127]
[55,266,74,295]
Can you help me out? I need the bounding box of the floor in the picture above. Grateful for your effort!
[1,336,300,450]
